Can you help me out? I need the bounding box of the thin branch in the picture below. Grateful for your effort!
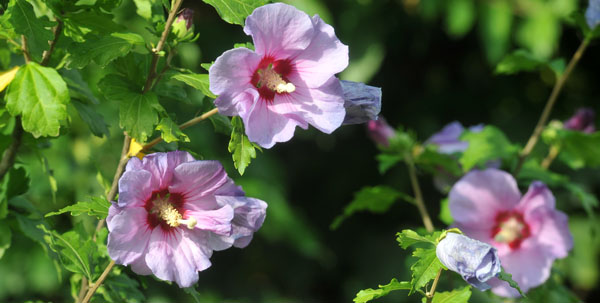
[81,260,116,303]
[20,35,32,63]
[143,0,183,93]
[94,134,132,237]
[405,154,434,233]
[41,20,63,66]
[142,108,219,151]
[426,269,443,303]
[540,145,560,169]
[76,277,88,303]
[0,117,24,181]
[151,49,176,91]
[513,39,590,176]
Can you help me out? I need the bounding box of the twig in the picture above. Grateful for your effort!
[151,50,176,91]
[540,145,560,169]
[20,35,32,63]
[0,117,23,181]
[143,0,183,93]
[94,134,131,237]
[426,269,443,303]
[405,154,434,233]
[142,108,219,151]
[41,20,63,66]
[513,39,589,176]
[81,260,116,303]
[76,277,88,303]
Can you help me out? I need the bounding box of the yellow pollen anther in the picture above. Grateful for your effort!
[154,196,183,227]
[258,67,295,93]
[494,217,524,243]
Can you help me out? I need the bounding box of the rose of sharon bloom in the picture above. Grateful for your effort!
[107,151,267,288]
[586,0,600,29]
[564,108,595,133]
[426,121,483,154]
[449,168,573,297]
[436,232,501,291]
[341,80,382,125]
[209,3,348,148]
[367,116,395,147]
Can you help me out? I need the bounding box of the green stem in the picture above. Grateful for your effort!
[405,154,434,233]
[426,268,443,303]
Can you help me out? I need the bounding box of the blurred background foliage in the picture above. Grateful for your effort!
[1,0,600,302]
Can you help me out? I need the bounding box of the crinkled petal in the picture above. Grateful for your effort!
[449,169,521,227]
[340,80,382,125]
[185,204,234,236]
[244,3,314,57]
[130,256,152,275]
[215,87,258,117]
[490,245,553,297]
[169,160,230,201]
[145,228,211,288]
[426,121,467,154]
[436,233,501,291]
[216,196,268,248]
[517,181,556,218]
[209,48,261,104]
[140,151,195,190]
[244,97,302,148]
[291,15,349,87]
[117,170,153,207]
[107,206,152,265]
[528,208,573,258]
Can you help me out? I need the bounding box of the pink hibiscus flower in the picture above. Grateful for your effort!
[209,3,349,148]
[448,168,573,297]
[107,151,267,287]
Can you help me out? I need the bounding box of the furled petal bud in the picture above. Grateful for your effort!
[564,107,595,133]
[436,232,501,291]
[367,117,395,147]
[172,8,194,38]
[426,121,483,154]
[341,80,382,125]
[586,0,600,29]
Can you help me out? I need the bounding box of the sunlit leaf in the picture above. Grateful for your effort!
[201,0,268,26]
[45,196,111,220]
[228,116,257,175]
[354,278,411,303]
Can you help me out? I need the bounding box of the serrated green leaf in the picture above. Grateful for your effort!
[99,74,162,142]
[396,229,438,249]
[62,10,123,42]
[99,271,146,303]
[184,287,204,303]
[7,0,56,61]
[208,113,233,135]
[411,247,444,293]
[0,221,11,259]
[171,73,216,98]
[428,286,471,303]
[415,146,462,176]
[72,100,110,138]
[331,186,409,230]
[497,267,526,297]
[133,0,153,19]
[376,153,403,174]
[45,196,111,219]
[68,32,145,69]
[228,116,256,175]
[202,0,268,26]
[495,50,547,75]
[5,62,70,137]
[38,224,96,280]
[156,116,189,143]
[353,278,411,303]
[556,130,600,169]
[459,125,519,172]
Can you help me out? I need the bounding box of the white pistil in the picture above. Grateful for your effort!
[276,82,296,93]
[178,217,197,229]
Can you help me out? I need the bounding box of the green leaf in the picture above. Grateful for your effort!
[228,116,257,175]
[396,229,438,249]
[410,247,444,293]
[71,100,110,138]
[0,166,29,219]
[0,221,11,259]
[564,183,598,218]
[156,116,189,143]
[556,130,600,169]
[478,0,512,62]
[184,287,204,303]
[331,186,407,230]
[99,271,146,303]
[516,7,559,59]
[45,196,111,219]
[133,0,153,19]
[375,153,403,174]
[415,146,462,177]
[98,74,162,142]
[439,198,453,225]
[171,73,217,99]
[353,278,411,303]
[201,0,268,26]
[495,50,548,75]
[445,0,475,37]
[68,32,146,69]
[6,62,70,137]
[62,10,124,42]
[7,0,56,61]
[38,224,96,280]
[497,267,526,297]
[208,113,233,135]
[428,286,472,303]
[459,125,519,172]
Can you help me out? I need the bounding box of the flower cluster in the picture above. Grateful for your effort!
[107,151,267,288]
[448,168,573,296]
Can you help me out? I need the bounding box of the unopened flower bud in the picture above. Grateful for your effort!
[172,8,194,38]
[564,108,595,133]
[436,232,501,291]
[586,0,600,29]
[341,80,382,125]
[367,117,395,147]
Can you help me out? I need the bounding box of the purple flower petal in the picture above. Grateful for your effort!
[564,107,595,133]
[340,80,382,125]
[586,0,600,29]
[107,206,152,265]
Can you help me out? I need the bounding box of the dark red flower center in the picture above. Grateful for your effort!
[250,56,295,102]
[144,189,193,232]
[491,211,531,249]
